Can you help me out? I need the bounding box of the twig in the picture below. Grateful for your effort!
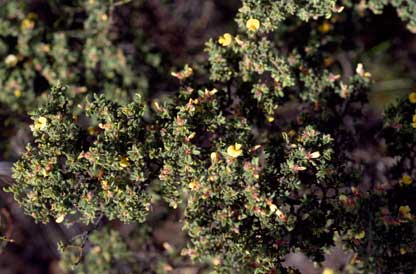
[113,0,132,7]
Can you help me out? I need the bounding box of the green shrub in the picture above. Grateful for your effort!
[0,0,158,117]
[59,228,135,274]
[7,0,416,273]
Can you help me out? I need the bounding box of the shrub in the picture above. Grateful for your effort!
[0,1,152,111]
[59,228,135,274]
[7,0,416,273]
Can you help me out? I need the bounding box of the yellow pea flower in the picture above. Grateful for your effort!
[4,54,18,67]
[246,18,260,32]
[227,143,243,158]
[210,151,220,165]
[266,116,274,122]
[55,214,65,223]
[354,230,365,240]
[101,180,109,190]
[188,180,200,190]
[322,268,334,274]
[184,66,193,77]
[401,175,413,186]
[21,18,35,30]
[319,21,332,33]
[33,116,48,131]
[218,33,233,47]
[412,113,416,128]
[14,89,22,97]
[87,127,96,135]
[399,205,412,220]
[119,157,130,168]
[409,92,416,104]
[211,257,221,266]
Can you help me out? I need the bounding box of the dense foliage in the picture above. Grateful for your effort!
[2,0,416,273]
[0,1,157,111]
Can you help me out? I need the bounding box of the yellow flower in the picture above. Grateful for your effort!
[101,180,109,190]
[401,175,413,186]
[4,54,18,67]
[21,18,35,30]
[409,92,416,104]
[184,66,193,77]
[227,143,243,158]
[246,18,260,32]
[412,114,416,122]
[87,127,96,135]
[211,257,221,266]
[399,205,412,219]
[33,116,48,131]
[354,230,365,240]
[319,21,332,33]
[119,157,130,168]
[210,151,220,165]
[218,33,233,46]
[322,268,334,274]
[55,214,65,224]
[188,180,200,190]
[14,89,22,97]
[266,116,274,122]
